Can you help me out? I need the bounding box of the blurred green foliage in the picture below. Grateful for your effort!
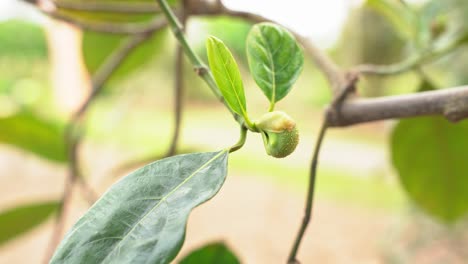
[179,242,240,264]
[192,17,251,65]
[0,20,47,59]
[55,0,178,23]
[0,201,59,246]
[82,29,169,83]
[392,117,468,223]
[0,112,67,162]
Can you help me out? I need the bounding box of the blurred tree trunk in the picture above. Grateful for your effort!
[45,20,90,114]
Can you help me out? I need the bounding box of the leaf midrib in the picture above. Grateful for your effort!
[258,29,276,104]
[100,150,228,262]
[216,42,247,117]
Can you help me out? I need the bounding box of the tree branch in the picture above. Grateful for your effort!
[287,120,328,264]
[21,0,166,34]
[166,1,187,157]
[53,0,160,14]
[327,85,468,127]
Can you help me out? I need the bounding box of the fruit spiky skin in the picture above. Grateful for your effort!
[255,111,300,158]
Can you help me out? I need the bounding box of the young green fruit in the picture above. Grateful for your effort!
[255,111,299,158]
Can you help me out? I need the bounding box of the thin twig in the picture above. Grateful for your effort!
[287,119,328,264]
[229,125,248,153]
[41,138,77,264]
[166,1,187,157]
[53,0,160,14]
[42,31,160,263]
[355,31,468,75]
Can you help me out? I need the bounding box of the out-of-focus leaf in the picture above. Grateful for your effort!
[194,17,251,63]
[0,201,59,246]
[54,0,178,24]
[50,150,229,264]
[82,29,167,81]
[391,117,468,223]
[334,6,410,97]
[179,242,240,264]
[366,0,416,41]
[0,112,67,162]
[206,36,247,118]
[0,20,47,58]
[246,22,303,105]
[335,6,406,67]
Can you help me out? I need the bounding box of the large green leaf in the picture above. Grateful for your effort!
[179,242,240,264]
[206,36,247,118]
[0,112,67,162]
[246,22,304,105]
[391,117,468,223]
[0,201,59,246]
[50,150,229,264]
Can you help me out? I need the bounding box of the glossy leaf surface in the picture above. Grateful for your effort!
[51,150,229,264]
[246,22,303,104]
[206,36,247,118]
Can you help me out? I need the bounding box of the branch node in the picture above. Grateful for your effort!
[194,65,208,76]
[443,97,468,123]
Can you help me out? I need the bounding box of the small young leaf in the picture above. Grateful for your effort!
[391,117,468,223]
[179,242,240,264]
[0,201,59,246]
[51,150,229,264]
[0,112,67,163]
[206,36,248,118]
[246,22,304,106]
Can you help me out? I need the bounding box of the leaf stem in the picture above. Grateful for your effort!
[229,125,248,153]
[287,119,328,264]
[268,101,275,112]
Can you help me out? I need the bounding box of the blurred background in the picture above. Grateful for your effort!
[0,0,467,263]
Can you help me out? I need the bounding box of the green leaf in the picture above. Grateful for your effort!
[366,0,417,41]
[0,20,47,59]
[246,22,304,105]
[0,112,67,163]
[206,36,247,118]
[391,117,468,223]
[51,150,229,264]
[82,29,167,81]
[0,201,59,246]
[179,242,240,264]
